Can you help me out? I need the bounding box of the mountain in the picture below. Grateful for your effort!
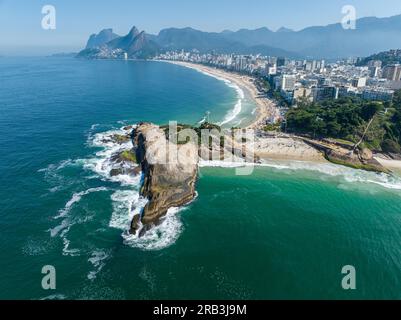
[79,25,299,59]
[220,14,401,58]
[78,26,159,59]
[276,27,293,33]
[155,27,296,57]
[78,14,401,60]
[85,28,119,49]
[107,26,140,50]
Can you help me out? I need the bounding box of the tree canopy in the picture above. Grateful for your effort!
[285,95,401,153]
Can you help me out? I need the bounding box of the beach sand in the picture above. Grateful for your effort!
[163,60,326,163]
[375,156,401,174]
[160,60,401,173]
[164,60,278,129]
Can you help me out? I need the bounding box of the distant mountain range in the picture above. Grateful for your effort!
[78,14,401,60]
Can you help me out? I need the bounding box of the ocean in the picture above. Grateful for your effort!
[0,57,401,300]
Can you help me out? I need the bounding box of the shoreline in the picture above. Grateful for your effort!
[162,60,278,129]
[159,60,401,173]
[161,60,326,163]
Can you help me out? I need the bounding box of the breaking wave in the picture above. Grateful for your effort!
[122,207,184,251]
[87,249,111,280]
[200,159,401,191]
[185,65,245,127]
[83,125,188,251]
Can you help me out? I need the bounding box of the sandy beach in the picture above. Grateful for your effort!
[375,156,401,174]
[164,60,279,129]
[162,60,326,163]
[161,61,401,172]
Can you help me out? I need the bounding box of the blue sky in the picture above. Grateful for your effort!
[1,0,401,54]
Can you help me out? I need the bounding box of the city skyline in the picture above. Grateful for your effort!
[1,0,401,55]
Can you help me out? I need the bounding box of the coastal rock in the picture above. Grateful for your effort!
[130,123,198,235]
[109,166,141,177]
[109,149,140,177]
[85,28,119,49]
[325,149,390,174]
[360,148,373,161]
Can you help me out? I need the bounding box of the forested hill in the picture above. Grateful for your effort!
[285,90,401,155]
[357,49,401,67]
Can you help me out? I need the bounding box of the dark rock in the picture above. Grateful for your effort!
[130,123,198,234]
[130,214,141,235]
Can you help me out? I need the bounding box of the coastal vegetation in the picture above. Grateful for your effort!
[119,150,137,163]
[285,91,401,155]
[357,49,401,67]
[161,122,223,146]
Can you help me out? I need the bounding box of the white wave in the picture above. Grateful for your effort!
[198,116,206,124]
[87,249,111,280]
[188,66,244,126]
[109,189,147,230]
[220,98,242,126]
[40,294,67,300]
[220,82,244,126]
[49,219,71,238]
[54,187,108,220]
[38,159,73,173]
[49,187,108,257]
[83,126,140,186]
[269,161,401,190]
[61,229,80,257]
[122,207,184,251]
[234,117,246,127]
[200,159,401,191]
[199,159,247,168]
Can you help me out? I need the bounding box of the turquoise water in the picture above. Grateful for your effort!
[1,57,401,300]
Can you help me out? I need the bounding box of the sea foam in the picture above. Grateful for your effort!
[200,159,401,191]
[186,66,245,127]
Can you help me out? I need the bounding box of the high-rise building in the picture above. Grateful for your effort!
[369,66,380,78]
[313,86,339,102]
[382,64,401,81]
[265,63,277,75]
[362,89,394,102]
[281,75,296,91]
[351,77,367,88]
[277,57,288,67]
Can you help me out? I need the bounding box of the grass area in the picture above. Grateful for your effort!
[120,150,137,163]
[332,138,355,146]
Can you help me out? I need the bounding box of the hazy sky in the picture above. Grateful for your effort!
[1,0,401,54]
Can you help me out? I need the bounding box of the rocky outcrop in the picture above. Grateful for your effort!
[130,123,198,235]
[325,148,390,174]
[86,29,119,49]
[78,26,160,60]
[303,138,390,173]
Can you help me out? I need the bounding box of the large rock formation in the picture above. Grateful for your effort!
[301,137,390,173]
[85,28,119,49]
[130,123,198,235]
[78,26,159,60]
